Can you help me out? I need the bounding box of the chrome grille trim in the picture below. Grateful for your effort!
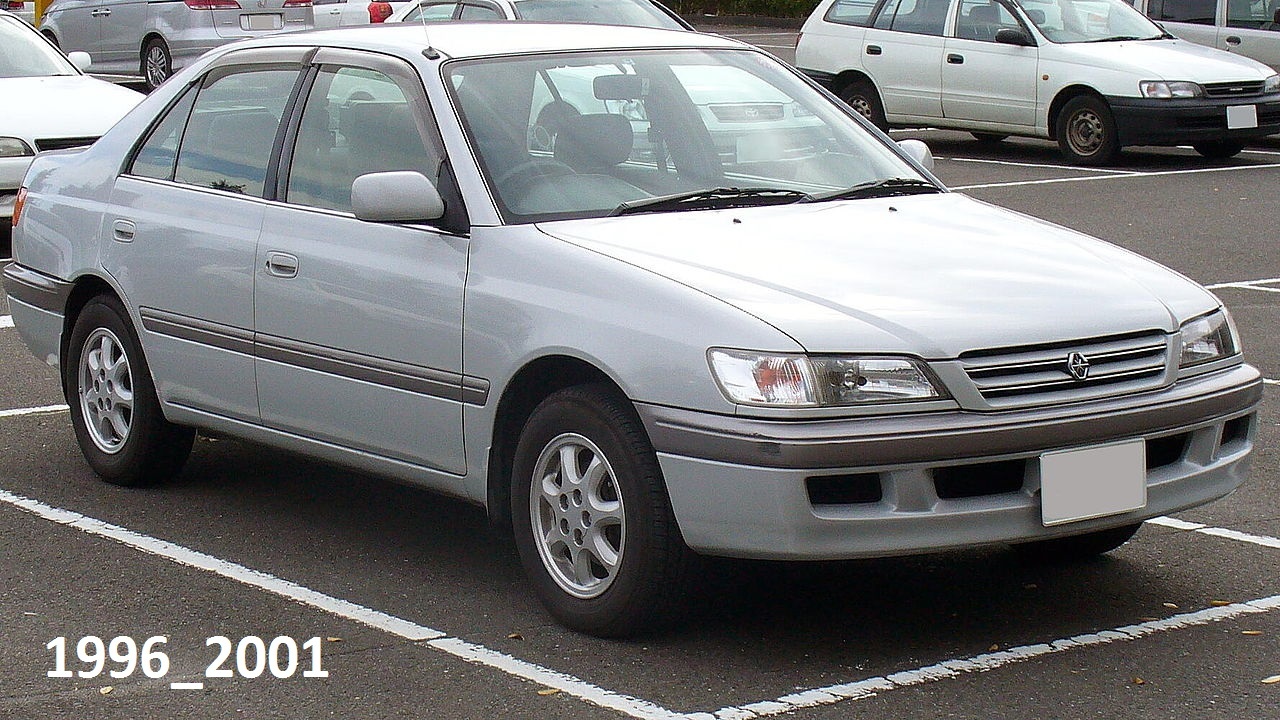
[1202,81,1264,98]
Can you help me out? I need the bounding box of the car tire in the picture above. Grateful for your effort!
[65,295,194,487]
[971,132,1009,144]
[1192,139,1244,159]
[1011,522,1142,563]
[838,79,889,132]
[42,30,59,48]
[1055,95,1120,166]
[510,384,693,637]
[142,38,172,92]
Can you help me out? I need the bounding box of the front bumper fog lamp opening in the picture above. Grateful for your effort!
[806,473,882,506]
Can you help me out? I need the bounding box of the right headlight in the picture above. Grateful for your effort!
[1178,309,1239,368]
[0,137,35,158]
[1265,74,1280,94]
[708,349,947,407]
[1139,81,1203,99]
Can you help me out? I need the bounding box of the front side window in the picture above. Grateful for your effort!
[956,0,1027,39]
[447,48,929,223]
[286,65,442,213]
[0,16,78,78]
[1017,0,1166,40]
[173,69,299,196]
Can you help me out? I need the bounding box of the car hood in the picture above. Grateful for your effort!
[2,76,144,143]
[1054,38,1275,81]
[536,193,1219,357]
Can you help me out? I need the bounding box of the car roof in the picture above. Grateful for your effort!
[250,22,742,60]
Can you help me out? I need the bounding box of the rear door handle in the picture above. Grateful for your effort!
[947,53,964,64]
[866,44,882,55]
[111,219,135,243]
[1225,35,1242,46]
[265,252,299,278]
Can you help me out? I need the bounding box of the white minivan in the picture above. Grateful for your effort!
[796,0,1280,163]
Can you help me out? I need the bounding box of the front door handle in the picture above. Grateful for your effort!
[947,53,964,64]
[90,7,111,16]
[111,219,135,243]
[866,44,882,55]
[265,252,299,278]
[1225,35,1242,46]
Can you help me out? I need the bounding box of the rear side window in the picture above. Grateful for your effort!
[825,0,879,25]
[873,0,950,34]
[1149,0,1215,23]
[173,69,300,196]
[129,87,198,181]
[1227,0,1278,28]
[458,2,502,17]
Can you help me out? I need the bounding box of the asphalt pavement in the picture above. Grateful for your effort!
[3,23,1279,720]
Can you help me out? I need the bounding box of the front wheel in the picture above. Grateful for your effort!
[511,384,692,637]
[1055,95,1120,166]
[1012,523,1142,563]
[1193,139,1244,159]
[65,295,194,486]
[142,38,172,91]
[838,79,889,132]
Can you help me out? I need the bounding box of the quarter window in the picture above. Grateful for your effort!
[129,87,198,181]
[172,69,299,196]
[825,0,879,25]
[401,1,459,21]
[286,66,442,213]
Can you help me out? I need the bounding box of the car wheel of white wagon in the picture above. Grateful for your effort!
[838,79,888,132]
[1056,95,1120,166]
[64,295,194,487]
[1011,522,1142,563]
[511,384,692,637]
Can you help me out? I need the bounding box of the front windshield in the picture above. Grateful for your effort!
[445,48,929,223]
[513,0,687,28]
[0,16,78,78]
[1017,0,1165,42]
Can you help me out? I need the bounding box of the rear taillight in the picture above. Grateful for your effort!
[368,1,392,22]
[183,0,241,8]
[283,0,311,6]
[6,2,26,10]
[12,188,27,229]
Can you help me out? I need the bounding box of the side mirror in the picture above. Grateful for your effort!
[351,171,444,223]
[994,27,1034,46]
[897,139,934,172]
[68,51,92,71]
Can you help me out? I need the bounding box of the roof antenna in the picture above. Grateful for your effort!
[418,4,441,59]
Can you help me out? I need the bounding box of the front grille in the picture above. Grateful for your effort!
[708,103,786,123]
[1203,81,1265,98]
[35,136,98,152]
[960,331,1169,407]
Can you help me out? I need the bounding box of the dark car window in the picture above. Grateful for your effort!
[128,87,199,181]
[286,65,442,213]
[514,0,688,28]
[1227,0,1278,27]
[873,0,950,34]
[458,2,502,18]
[955,0,1024,40]
[402,1,460,21]
[172,69,299,196]
[1150,0,1216,23]
[825,0,880,26]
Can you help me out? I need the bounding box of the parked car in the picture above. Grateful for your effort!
[38,0,314,90]
[1129,0,1280,70]
[0,11,142,229]
[386,0,690,28]
[796,0,1280,163]
[5,23,1261,636]
[4,1,36,24]
[313,0,411,28]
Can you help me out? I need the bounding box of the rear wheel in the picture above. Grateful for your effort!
[65,295,194,487]
[837,79,888,132]
[142,38,172,91]
[511,384,693,637]
[1055,95,1120,166]
[1192,139,1244,159]
[1012,523,1142,563]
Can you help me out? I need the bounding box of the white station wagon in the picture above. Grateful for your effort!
[4,23,1261,636]
[796,0,1280,163]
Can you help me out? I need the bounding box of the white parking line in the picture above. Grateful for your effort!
[0,315,12,329]
[954,162,1280,190]
[935,156,1138,175]
[1146,516,1280,550]
[0,487,684,720]
[1206,277,1280,290]
[1265,379,1279,386]
[0,404,68,418]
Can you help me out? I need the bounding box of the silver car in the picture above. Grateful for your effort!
[4,23,1261,636]
[38,0,313,90]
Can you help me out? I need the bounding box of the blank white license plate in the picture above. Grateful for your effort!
[1227,104,1258,130]
[243,13,281,30]
[1040,440,1146,526]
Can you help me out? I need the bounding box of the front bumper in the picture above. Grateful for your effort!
[1105,93,1280,146]
[640,364,1262,560]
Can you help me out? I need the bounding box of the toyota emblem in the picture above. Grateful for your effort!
[1066,352,1090,381]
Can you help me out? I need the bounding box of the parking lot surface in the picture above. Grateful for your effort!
[3,24,1279,720]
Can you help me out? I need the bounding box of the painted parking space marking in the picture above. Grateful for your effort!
[935,156,1138,175]
[1,315,12,328]
[0,404,68,418]
[1265,379,1279,386]
[1146,516,1280,550]
[1206,278,1280,294]
[954,162,1280,190]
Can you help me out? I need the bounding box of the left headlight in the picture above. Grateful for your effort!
[1139,80,1203,99]
[0,137,35,158]
[1266,74,1280,94]
[708,349,946,407]
[1179,310,1239,368]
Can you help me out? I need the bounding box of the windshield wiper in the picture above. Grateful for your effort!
[1084,35,1152,42]
[610,187,812,216]
[803,178,941,202]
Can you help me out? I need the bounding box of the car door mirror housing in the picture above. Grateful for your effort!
[994,28,1034,46]
[351,171,446,223]
[896,139,935,172]
[68,51,92,71]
